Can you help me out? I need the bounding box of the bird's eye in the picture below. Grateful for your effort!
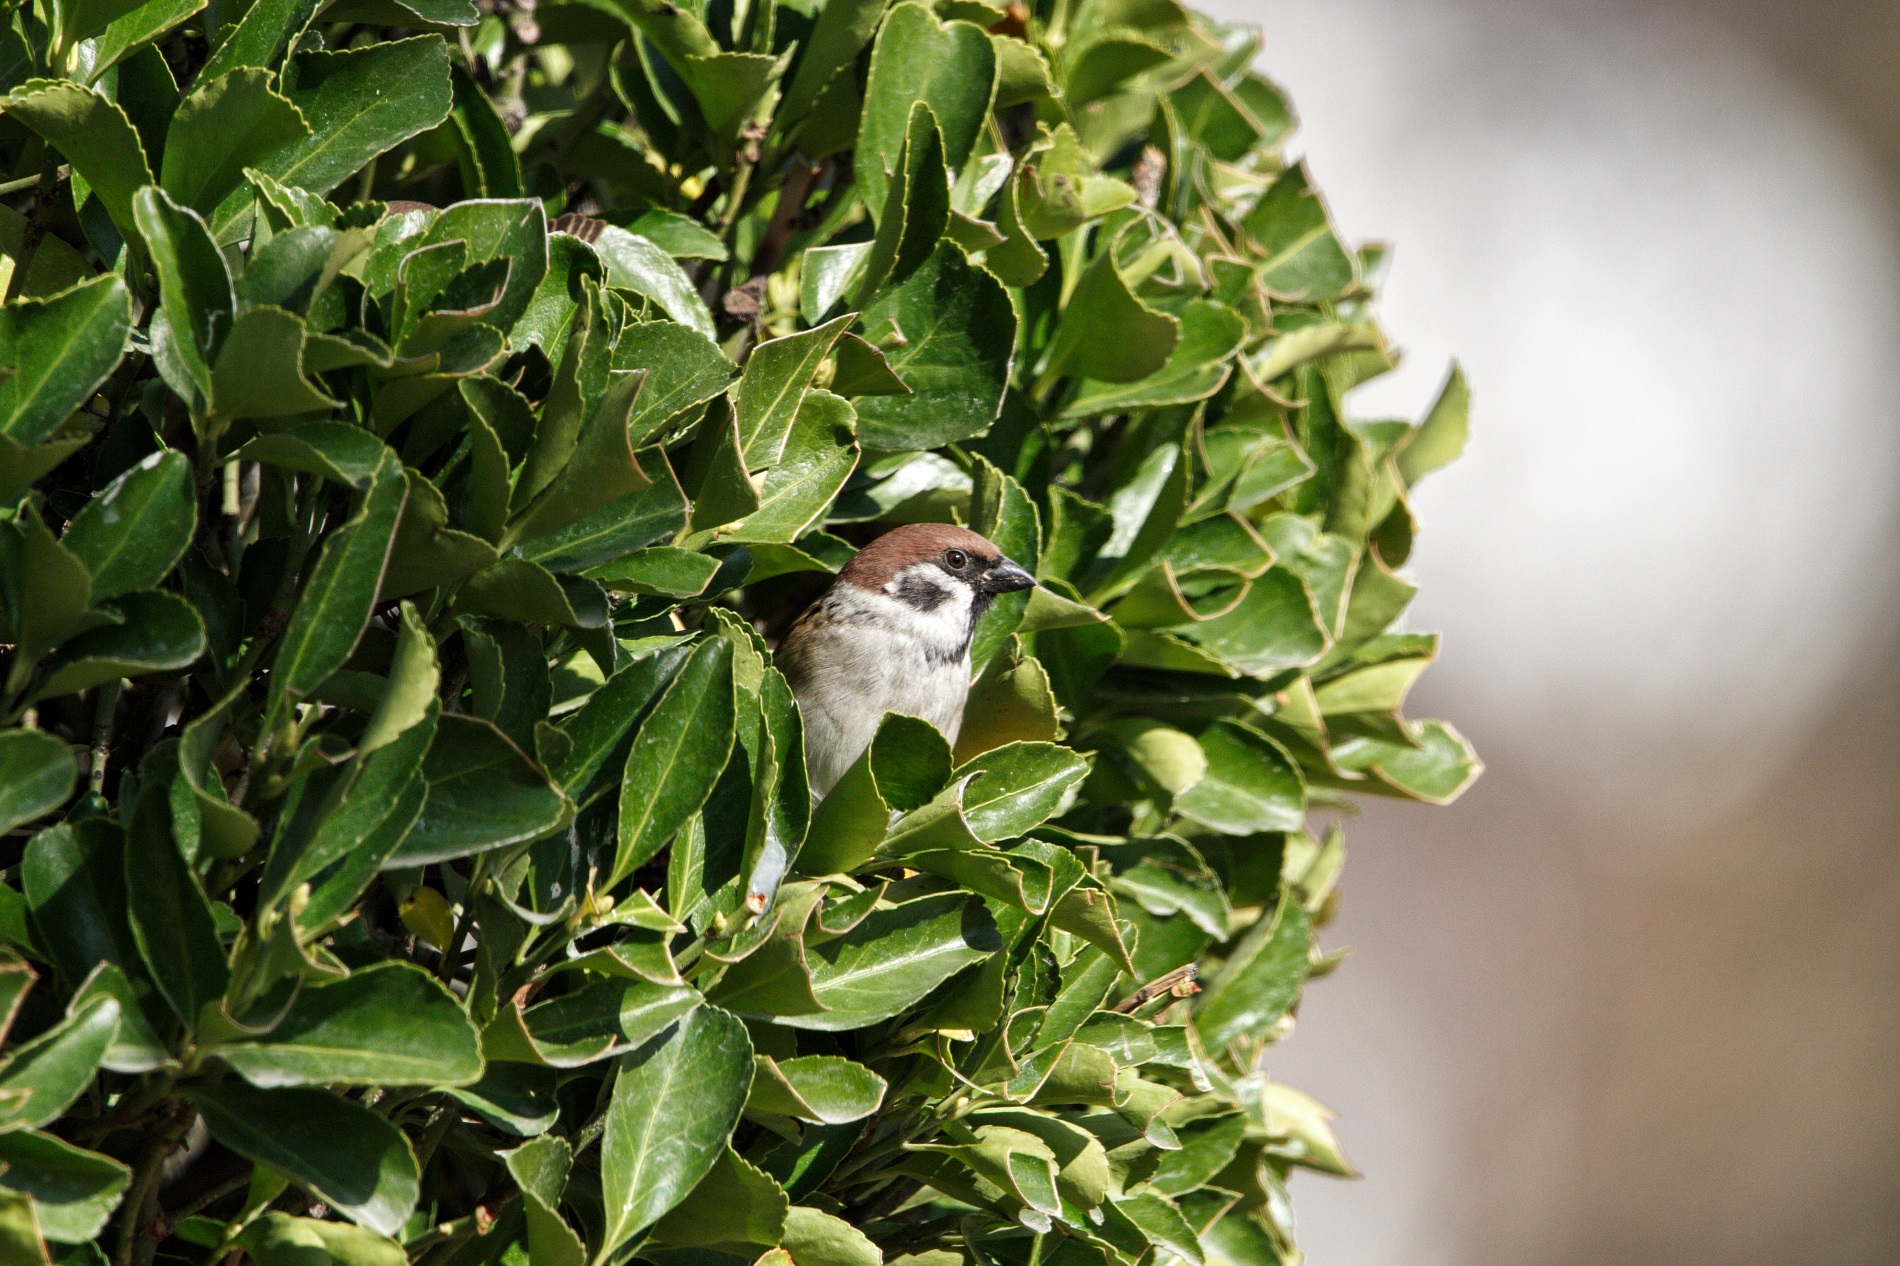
[943,548,968,570]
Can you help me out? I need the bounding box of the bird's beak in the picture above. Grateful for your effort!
[983,559,1037,595]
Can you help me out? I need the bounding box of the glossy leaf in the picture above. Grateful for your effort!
[0,1130,129,1243]
[191,1082,420,1236]
[215,963,482,1087]
[613,636,735,886]
[853,242,1015,450]
[1,82,152,244]
[0,998,118,1131]
[0,732,76,839]
[0,275,132,446]
[266,449,406,722]
[791,893,1000,1030]
[162,69,310,215]
[598,1005,753,1256]
[257,38,453,196]
[1194,892,1312,1048]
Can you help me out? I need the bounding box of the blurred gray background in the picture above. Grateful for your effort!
[1195,1,1900,1262]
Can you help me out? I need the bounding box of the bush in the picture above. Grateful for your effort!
[0,0,1478,1261]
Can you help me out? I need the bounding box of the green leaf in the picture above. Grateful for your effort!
[747,1054,887,1125]
[1193,890,1311,1048]
[1117,1192,1204,1266]
[92,0,206,81]
[236,421,390,489]
[1062,300,1246,416]
[1063,32,1171,106]
[59,449,194,602]
[215,962,482,1088]
[417,198,548,335]
[598,1005,753,1259]
[211,305,341,420]
[515,449,688,573]
[554,641,692,808]
[133,185,233,406]
[124,747,227,1027]
[1170,69,1264,163]
[954,742,1090,842]
[681,51,782,156]
[33,590,206,701]
[380,467,499,601]
[0,1191,44,1266]
[590,226,717,339]
[1242,161,1355,302]
[451,1062,558,1137]
[197,0,320,82]
[0,274,131,446]
[162,69,310,216]
[856,2,996,215]
[190,1082,419,1236]
[853,243,1015,451]
[733,313,852,469]
[449,63,523,198]
[1174,721,1304,834]
[0,1131,129,1243]
[791,893,999,1031]
[801,712,953,872]
[508,371,652,546]
[0,82,153,246]
[1045,238,1180,384]
[392,714,571,865]
[610,320,734,443]
[778,0,885,131]
[0,998,118,1131]
[726,391,859,544]
[1176,567,1327,675]
[236,1213,406,1266]
[586,547,721,598]
[829,333,910,398]
[613,637,735,887]
[22,820,138,991]
[452,560,605,628]
[0,509,100,670]
[650,1145,788,1248]
[67,963,167,1074]
[0,732,76,839]
[853,101,949,305]
[780,1205,881,1266]
[258,36,454,198]
[1396,362,1469,486]
[1329,719,1481,805]
[267,449,406,722]
[0,436,89,505]
[505,1135,586,1266]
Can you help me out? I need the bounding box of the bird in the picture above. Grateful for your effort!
[775,523,1037,797]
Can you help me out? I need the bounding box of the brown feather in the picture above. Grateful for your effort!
[835,523,1004,591]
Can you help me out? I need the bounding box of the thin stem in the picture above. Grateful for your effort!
[0,164,64,198]
[88,679,123,794]
[113,1102,192,1266]
[438,858,487,983]
[5,151,62,303]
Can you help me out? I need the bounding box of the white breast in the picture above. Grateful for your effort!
[785,570,976,797]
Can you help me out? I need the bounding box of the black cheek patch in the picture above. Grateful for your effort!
[893,571,953,611]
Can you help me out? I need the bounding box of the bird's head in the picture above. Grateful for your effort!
[833,522,1037,622]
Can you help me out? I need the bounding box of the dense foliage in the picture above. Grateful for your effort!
[0,0,1479,1260]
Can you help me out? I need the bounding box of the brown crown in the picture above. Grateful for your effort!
[836,523,1006,590]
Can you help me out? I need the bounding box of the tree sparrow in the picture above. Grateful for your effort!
[776,523,1037,796]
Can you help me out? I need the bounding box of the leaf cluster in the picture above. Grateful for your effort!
[0,0,1478,1262]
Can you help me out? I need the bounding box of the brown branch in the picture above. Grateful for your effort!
[1111,963,1200,1013]
[4,153,64,303]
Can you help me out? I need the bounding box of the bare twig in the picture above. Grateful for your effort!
[1112,964,1200,1013]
